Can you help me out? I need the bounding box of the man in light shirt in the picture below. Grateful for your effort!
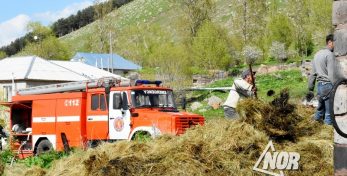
[307,34,336,125]
[223,69,256,119]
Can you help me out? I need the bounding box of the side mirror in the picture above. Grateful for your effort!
[122,92,129,110]
[105,86,111,95]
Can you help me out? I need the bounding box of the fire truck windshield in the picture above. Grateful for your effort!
[131,90,176,108]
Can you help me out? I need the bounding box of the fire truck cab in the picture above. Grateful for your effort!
[1,78,204,158]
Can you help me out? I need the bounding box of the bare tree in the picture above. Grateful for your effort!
[231,0,267,46]
[93,0,114,53]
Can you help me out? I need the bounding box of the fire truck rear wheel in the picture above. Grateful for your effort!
[37,139,53,155]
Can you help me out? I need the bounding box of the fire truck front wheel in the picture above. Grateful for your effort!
[36,139,53,155]
[132,131,152,142]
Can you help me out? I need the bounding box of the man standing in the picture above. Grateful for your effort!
[308,34,336,125]
[223,69,256,119]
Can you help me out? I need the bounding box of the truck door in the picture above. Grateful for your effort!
[108,91,131,139]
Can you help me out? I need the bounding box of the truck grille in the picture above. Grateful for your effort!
[175,117,204,135]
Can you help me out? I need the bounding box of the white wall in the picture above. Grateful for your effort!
[0,82,27,102]
[0,81,63,102]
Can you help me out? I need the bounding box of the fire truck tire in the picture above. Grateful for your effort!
[330,78,347,138]
[87,140,101,148]
[36,139,53,155]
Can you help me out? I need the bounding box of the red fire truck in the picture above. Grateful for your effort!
[1,78,204,158]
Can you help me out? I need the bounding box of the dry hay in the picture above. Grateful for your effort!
[237,89,321,141]
[0,161,4,175]
[5,164,46,176]
[236,89,333,175]
[24,120,332,176]
[35,120,269,176]
[24,166,46,176]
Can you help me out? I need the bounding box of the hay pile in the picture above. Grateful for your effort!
[6,89,333,175]
[40,120,268,176]
[237,89,321,141]
[0,161,4,175]
[237,89,333,175]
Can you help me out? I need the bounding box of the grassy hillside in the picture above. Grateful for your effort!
[55,0,331,90]
[60,0,331,59]
[60,0,174,54]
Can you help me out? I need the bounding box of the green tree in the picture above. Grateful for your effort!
[27,22,52,39]
[191,21,232,70]
[0,51,7,59]
[287,0,313,57]
[267,14,293,49]
[148,42,192,89]
[19,22,72,60]
[115,24,168,68]
[309,0,333,46]
[178,0,216,37]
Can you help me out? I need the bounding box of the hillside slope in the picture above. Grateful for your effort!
[60,0,235,62]
[60,0,174,53]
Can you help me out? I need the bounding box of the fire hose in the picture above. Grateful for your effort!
[10,132,31,167]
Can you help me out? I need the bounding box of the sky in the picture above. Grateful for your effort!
[0,0,95,47]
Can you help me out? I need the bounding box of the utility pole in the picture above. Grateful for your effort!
[33,35,39,56]
[109,31,113,74]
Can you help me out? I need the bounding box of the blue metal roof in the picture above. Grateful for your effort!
[71,52,142,70]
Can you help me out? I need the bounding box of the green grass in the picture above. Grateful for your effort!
[256,69,307,102]
[192,106,225,120]
[133,131,152,142]
[19,151,69,169]
[0,150,14,163]
[207,68,307,101]
[207,77,234,88]
[0,150,67,170]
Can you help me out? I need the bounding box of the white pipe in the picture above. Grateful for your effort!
[17,78,130,95]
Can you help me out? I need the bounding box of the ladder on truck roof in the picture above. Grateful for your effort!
[17,77,130,95]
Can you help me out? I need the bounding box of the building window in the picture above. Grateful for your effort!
[3,86,12,102]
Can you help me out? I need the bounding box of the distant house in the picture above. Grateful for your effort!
[71,52,142,75]
[0,56,127,102]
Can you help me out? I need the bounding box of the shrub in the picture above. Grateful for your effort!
[21,151,68,168]
[269,41,287,62]
[0,149,14,163]
[242,46,262,64]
